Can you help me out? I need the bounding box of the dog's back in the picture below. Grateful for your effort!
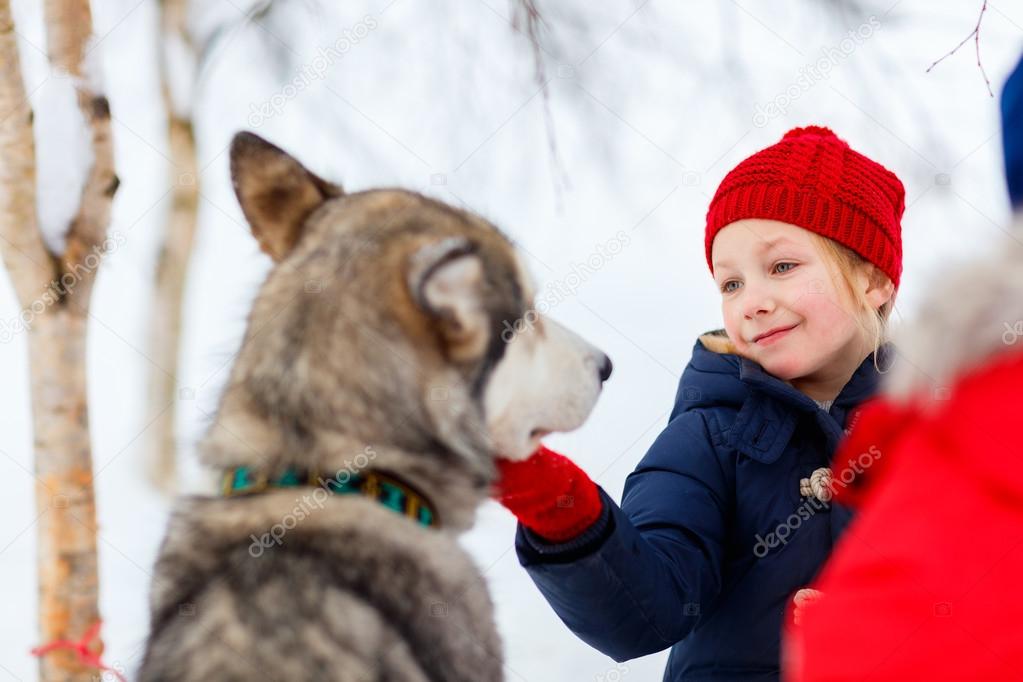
[140,491,502,681]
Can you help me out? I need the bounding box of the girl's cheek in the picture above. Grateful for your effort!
[805,296,854,343]
[787,274,837,317]
[722,306,744,345]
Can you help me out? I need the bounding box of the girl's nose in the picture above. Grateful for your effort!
[742,285,777,319]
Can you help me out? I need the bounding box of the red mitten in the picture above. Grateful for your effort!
[493,445,603,542]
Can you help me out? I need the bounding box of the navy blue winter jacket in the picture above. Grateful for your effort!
[516,329,894,681]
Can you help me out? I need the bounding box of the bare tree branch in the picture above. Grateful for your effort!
[45,0,119,313]
[0,0,57,306]
[510,0,569,198]
[147,0,199,493]
[926,0,993,97]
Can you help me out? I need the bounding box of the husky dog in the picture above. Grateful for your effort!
[138,132,612,681]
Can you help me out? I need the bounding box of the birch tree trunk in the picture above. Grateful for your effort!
[0,0,117,679]
[147,0,197,492]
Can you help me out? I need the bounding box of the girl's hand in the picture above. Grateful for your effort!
[493,445,603,542]
[791,588,824,626]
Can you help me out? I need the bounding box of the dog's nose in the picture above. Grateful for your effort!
[598,354,613,383]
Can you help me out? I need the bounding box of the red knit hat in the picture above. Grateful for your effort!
[705,125,905,289]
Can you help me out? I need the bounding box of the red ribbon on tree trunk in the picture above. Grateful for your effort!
[30,620,127,682]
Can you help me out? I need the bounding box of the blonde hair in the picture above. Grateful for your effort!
[809,232,896,371]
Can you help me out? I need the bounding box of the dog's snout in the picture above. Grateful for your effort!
[598,354,613,383]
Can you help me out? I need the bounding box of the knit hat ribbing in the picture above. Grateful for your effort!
[705,126,905,289]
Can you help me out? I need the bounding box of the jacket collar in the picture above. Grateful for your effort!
[728,341,896,464]
[737,341,894,414]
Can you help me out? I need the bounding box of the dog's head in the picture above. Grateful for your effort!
[209,132,610,481]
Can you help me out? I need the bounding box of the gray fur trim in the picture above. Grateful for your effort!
[883,215,1023,401]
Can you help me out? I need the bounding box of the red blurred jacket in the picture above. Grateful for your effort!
[783,347,1023,681]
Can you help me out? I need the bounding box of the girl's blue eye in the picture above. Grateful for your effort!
[721,263,797,293]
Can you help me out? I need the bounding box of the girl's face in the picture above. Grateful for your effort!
[711,219,879,384]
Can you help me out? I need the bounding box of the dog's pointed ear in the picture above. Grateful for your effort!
[408,237,490,362]
[229,131,343,262]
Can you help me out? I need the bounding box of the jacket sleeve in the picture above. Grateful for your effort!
[515,411,732,662]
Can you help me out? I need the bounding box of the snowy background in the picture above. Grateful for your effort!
[1,0,1022,679]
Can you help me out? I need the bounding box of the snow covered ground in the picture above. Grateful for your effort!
[1,0,1022,679]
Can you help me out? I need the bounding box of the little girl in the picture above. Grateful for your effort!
[494,126,904,681]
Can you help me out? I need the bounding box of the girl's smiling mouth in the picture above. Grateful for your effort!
[754,323,799,345]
